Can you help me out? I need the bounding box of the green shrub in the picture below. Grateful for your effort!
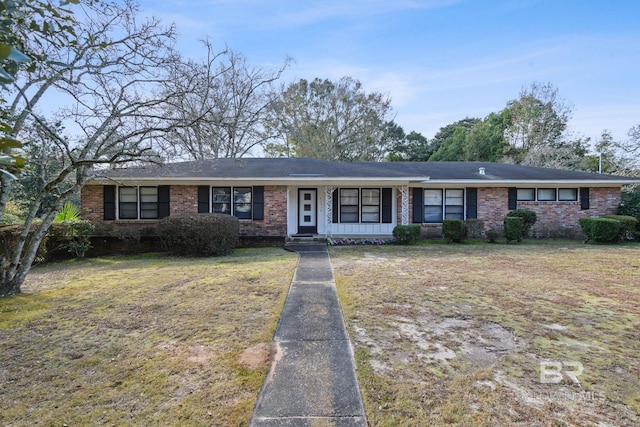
[619,190,640,223]
[506,209,537,236]
[579,217,621,243]
[504,216,524,243]
[158,213,239,256]
[485,228,500,243]
[47,220,96,258]
[392,224,422,245]
[54,202,81,222]
[602,215,638,241]
[579,217,595,239]
[0,201,24,225]
[442,219,467,243]
[0,223,49,263]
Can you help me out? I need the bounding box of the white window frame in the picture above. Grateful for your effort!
[361,188,381,223]
[423,188,465,224]
[516,188,579,202]
[558,188,578,201]
[210,186,253,219]
[118,186,158,220]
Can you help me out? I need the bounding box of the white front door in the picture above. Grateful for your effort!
[298,188,317,234]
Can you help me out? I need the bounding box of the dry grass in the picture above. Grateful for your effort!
[332,240,640,426]
[0,248,297,426]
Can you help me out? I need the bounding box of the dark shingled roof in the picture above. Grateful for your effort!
[97,158,637,182]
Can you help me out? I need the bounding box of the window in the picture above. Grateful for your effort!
[516,187,579,202]
[212,187,231,214]
[537,188,556,201]
[139,187,159,219]
[119,187,138,219]
[233,187,252,219]
[421,189,465,223]
[445,189,464,220]
[361,189,380,223]
[118,186,160,219]
[340,189,359,223]
[558,188,578,201]
[200,186,262,220]
[423,189,443,223]
[517,188,535,201]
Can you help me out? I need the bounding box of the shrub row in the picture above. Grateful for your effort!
[157,213,239,256]
[0,220,95,264]
[580,215,638,243]
[1,213,240,262]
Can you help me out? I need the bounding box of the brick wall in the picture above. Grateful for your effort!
[478,187,621,237]
[518,187,620,237]
[170,186,198,216]
[81,185,103,225]
[81,184,288,237]
[477,187,512,230]
[83,184,622,239]
[238,185,287,237]
[407,186,622,238]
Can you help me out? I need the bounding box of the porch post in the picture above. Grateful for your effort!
[325,186,335,237]
[397,185,409,225]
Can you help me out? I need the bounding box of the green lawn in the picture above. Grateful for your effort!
[0,249,297,426]
[332,240,640,426]
[2,241,639,426]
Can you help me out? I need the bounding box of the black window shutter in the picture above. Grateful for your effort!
[381,188,393,223]
[197,186,210,213]
[412,188,423,223]
[252,186,264,220]
[580,187,590,210]
[332,189,339,223]
[466,187,478,219]
[103,185,116,220]
[158,185,170,218]
[508,187,517,210]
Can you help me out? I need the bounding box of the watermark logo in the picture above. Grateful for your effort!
[525,360,606,404]
[539,361,583,384]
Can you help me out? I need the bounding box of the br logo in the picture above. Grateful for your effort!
[539,361,584,384]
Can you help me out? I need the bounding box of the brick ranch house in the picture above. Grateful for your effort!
[81,158,639,239]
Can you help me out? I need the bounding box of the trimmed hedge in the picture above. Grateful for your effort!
[504,216,524,243]
[602,215,638,241]
[442,219,467,243]
[579,217,621,243]
[392,224,422,245]
[1,224,40,264]
[158,213,239,256]
[506,209,537,236]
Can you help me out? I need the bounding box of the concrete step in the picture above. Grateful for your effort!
[287,234,326,243]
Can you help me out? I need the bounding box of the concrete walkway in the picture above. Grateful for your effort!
[250,243,367,427]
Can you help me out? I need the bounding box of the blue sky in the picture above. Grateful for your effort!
[138,0,640,147]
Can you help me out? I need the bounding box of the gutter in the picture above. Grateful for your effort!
[85,176,640,187]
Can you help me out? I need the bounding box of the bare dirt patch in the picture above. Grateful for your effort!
[333,242,640,426]
[238,343,273,370]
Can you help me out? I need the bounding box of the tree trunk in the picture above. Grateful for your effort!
[0,198,61,297]
[0,275,22,296]
[0,174,13,221]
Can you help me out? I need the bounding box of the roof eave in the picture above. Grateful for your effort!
[85,176,639,186]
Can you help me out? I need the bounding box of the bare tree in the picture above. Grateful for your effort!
[614,124,640,175]
[505,82,573,152]
[0,0,199,295]
[265,77,393,161]
[159,41,290,160]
